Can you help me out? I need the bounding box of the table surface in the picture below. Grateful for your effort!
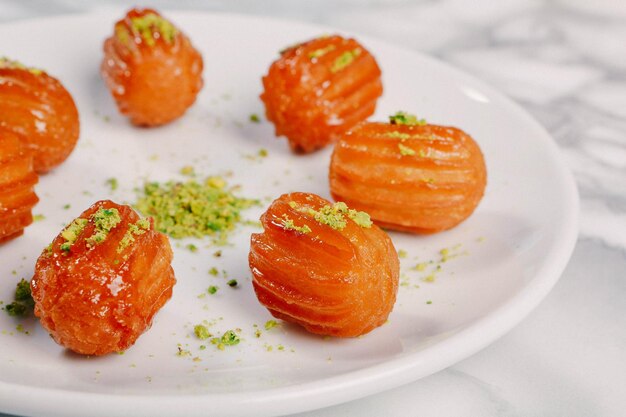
[1,1,625,416]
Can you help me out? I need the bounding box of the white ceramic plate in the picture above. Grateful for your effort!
[0,11,578,417]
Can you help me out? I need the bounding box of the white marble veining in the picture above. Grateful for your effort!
[1,1,624,416]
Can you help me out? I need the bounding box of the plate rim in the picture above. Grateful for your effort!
[0,9,580,417]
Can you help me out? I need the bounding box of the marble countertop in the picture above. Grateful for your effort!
[1,1,624,416]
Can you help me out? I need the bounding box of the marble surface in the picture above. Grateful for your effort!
[1,1,625,416]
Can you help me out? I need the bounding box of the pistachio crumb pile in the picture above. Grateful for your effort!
[5,279,34,317]
[135,176,258,242]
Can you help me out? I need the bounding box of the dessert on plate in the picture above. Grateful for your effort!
[249,192,399,337]
[101,8,204,127]
[31,200,176,355]
[0,130,39,243]
[261,35,383,153]
[329,112,487,233]
[0,57,80,173]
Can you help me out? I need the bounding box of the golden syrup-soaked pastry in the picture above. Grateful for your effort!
[330,112,487,233]
[249,192,399,337]
[101,8,204,126]
[261,35,382,153]
[0,130,39,243]
[0,58,80,173]
[31,200,176,355]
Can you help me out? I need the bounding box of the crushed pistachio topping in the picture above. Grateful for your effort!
[288,201,299,209]
[398,143,416,156]
[117,218,150,254]
[210,330,240,350]
[306,202,372,230]
[5,279,34,317]
[398,249,407,258]
[348,210,374,228]
[186,243,198,253]
[194,324,212,340]
[208,267,219,276]
[86,208,122,247]
[0,57,43,75]
[60,218,88,252]
[385,131,411,140]
[330,48,361,73]
[389,111,427,126]
[208,285,219,295]
[227,279,238,288]
[249,114,261,123]
[115,25,130,45]
[309,44,336,59]
[134,175,257,241]
[281,215,312,234]
[33,214,45,222]
[127,13,178,47]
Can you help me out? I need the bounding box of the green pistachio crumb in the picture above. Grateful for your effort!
[226,279,238,288]
[307,202,371,230]
[186,243,198,253]
[309,44,336,59]
[398,249,407,258]
[311,203,347,230]
[426,300,433,305]
[264,320,279,331]
[129,13,178,47]
[414,263,427,271]
[281,216,312,234]
[422,274,436,283]
[398,143,416,156]
[5,279,34,317]
[330,48,361,73]
[210,330,240,350]
[176,346,191,357]
[249,114,261,123]
[208,286,219,295]
[117,218,150,254]
[86,208,122,247]
[180,166,195,177]
[208,267,219,276]
[385,131,412,140]
[63,204,71,210]
[33,214,45,222]
[134,176,257,241]
[389,111,427,126]
[347,209,372,228]
[0,57,43,75]
[115,25,130,45]
[105,178,119,191]
[258,148,268,157]
[194,324,212,340]
[59,218,88,252]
